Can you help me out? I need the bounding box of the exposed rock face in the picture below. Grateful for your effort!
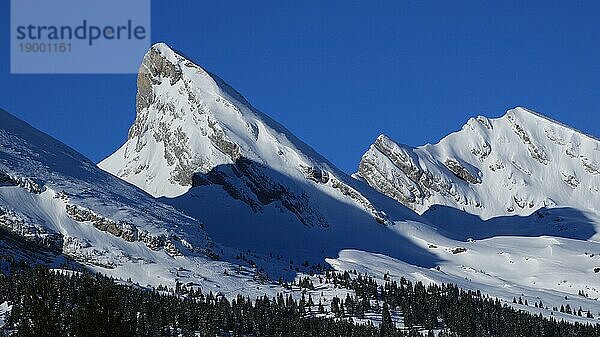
[0,178,186,263]
[193,158,329,227]
[506,112,550,165]
[207,118,241,162]
[61,236,116,268]
[329,176,389,225]
[561,172,580,189]
[135,45,183,114]
[444,159,481,184]
[301,165,330,184]
[0,205,63,251]
[65,204,181,256]
[358,134,458,210]
[0,170,45,194]
[66,204,138,242]
[358,107,600,219]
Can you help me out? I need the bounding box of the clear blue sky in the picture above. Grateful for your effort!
[1,1,599,173]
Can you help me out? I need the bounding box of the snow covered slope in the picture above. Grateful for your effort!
[0,107,278,294]
[99,43,436,273]
[358,107,600,232]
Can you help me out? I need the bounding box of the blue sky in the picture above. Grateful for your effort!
[1,1,599,173]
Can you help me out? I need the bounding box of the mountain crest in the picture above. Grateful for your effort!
[100,43,402,228]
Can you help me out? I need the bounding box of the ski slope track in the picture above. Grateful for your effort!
[2,42,600,324]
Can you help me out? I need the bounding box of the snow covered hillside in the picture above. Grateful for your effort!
[0,107,274,295]
[353,107,600,321]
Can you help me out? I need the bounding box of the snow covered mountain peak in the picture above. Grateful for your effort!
[100,43,412,232]
[134,42,250,118]
[103,42,259,197]
[359,106,600,222]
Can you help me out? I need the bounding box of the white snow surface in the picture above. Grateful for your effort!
[2,42,600,325]
[98,43,600,323]
[99,42,434,275]
[101,43,344,199]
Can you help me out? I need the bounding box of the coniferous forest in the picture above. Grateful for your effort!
[1,255,600,337]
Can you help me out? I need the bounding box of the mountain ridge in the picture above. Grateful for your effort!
[358,106,600,227]
[5,42,600,325]
[0,105,273,296]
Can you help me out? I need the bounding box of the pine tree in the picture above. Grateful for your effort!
[380,302,393,336]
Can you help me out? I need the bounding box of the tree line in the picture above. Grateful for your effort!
[1,256,600,336]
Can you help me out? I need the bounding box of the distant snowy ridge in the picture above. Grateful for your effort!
[358,107,600,225]
[0,107,212,256]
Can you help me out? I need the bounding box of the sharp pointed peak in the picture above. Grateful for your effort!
[137,42,252,110]
[141,42,210,78]
[150,41,174,52]
[376,133,391,142]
